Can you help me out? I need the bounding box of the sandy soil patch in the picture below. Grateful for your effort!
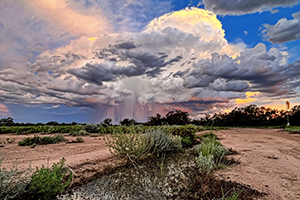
[211,128,300,200]
[0,134,123,184]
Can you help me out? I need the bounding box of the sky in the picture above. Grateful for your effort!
[0,0,300,123]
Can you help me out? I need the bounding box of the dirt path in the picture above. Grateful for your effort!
[0,134,123,183]
[212,128,300,200]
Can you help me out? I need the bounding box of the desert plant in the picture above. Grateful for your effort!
[69,130,89,136]
[0,158,31,200]
[195,154,215,174]
[170,124,198,147]
[18,134,66,146]
[195,140,228,159]
[83,124,99,133]
[170,135,182,150]
[219,187,242,200]
[75,137,84,143]
[144,129,182,155]
[105,132,153,164]
[199,132,219,141]
[29,157,72,199]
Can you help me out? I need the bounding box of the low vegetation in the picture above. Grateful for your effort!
[1,121,268,199]
[195,132,230,173]
[105,131,153,163]
[18,134,67,146]
[169,124,199,147]
[28,158,72,200]
[0,158,31,200]
[285,126,300,133]
[0,157,72,200]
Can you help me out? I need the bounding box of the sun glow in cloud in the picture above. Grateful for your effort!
[146,7,243,59]
[235,92,260,105]
[88,37,97,41]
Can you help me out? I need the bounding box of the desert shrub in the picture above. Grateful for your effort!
[170,124,198,147]
[18,135,42,146]
[28,158,72,200]
[69,130,89,136]
[285,126,300,133]
[199,132,219,141]
[144,129,182,155]
[105,132,153,163]
[195,136,230,173]
[196,126,206,132]
[195,154,215,174]
[83,124,99,133]
[75,137,84,143]
[0,158,31,200]
[195,139,227,159]
[181,136,192,147]
[18,134,66,146]
[170,135,182,150]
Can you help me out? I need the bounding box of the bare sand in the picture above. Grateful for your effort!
[0,134,123,184]
[1,129,300,199]
[212,128,300,200]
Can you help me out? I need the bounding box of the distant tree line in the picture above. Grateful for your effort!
[146,104,300,127]
[1,104,300,127]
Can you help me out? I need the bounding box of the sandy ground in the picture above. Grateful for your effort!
[213,128,300,200]
[0,134,123,184]
[1,129,300,199]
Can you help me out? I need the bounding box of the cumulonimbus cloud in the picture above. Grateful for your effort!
[0,6,299,121]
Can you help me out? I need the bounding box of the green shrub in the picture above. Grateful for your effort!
[195,154,214,174]
[199,132,219,141]
[18,135,41,146]
[105,132,153,163]
[0,158,31,200]
[181,136,192,147]
[195,139,227,159]
[170,124,198,147]
[69,130,89,136]
[170,135,182,150]
[195,136,230,173]
[144,130,182,155]
[18,134,66,146]
[75,137,84,143]
[83,124,99,133]
[29,158,72,200]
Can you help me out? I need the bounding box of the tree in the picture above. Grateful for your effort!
[46,121,59,126]
[0,117,14,126]
[102,118,112,126]
[165,110,190,125]
[120,118,137,126]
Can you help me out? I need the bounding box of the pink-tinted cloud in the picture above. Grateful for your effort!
[0,104,9,116]
[28,0,112,37]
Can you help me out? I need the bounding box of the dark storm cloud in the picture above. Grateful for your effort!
[202,0,299,15]
[113,41,137,50]
[262,11,300,43]
[30,52,84,73]
[181,46,300,96]
[69,50,183,85]
[209,79,250,92]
